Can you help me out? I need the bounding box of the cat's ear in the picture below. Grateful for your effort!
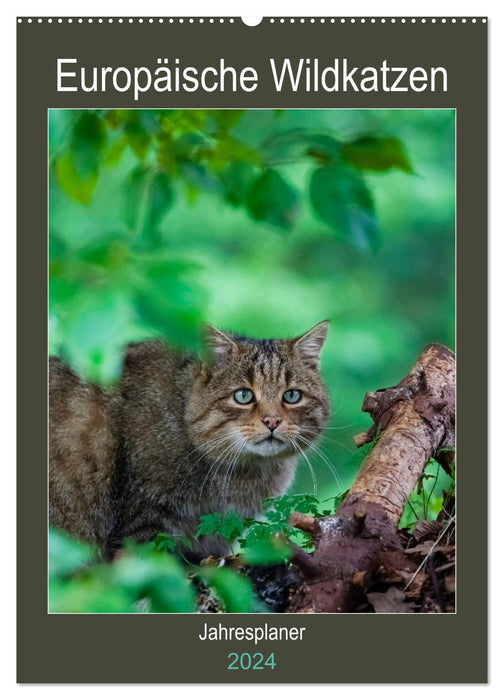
[292,320,329,369]
[203,324,237,360]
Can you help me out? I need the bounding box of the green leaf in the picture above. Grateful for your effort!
[242,536,292,565]
[153,533,178,553]
[199,566,257,612]
[261,128,311,163]
[49,528,97,579]
[49,578,133,613]
[113,548,196,613]
[261,129,341,165]
[220,160,257,206]
[124,119,151,160]
[342,135,414,173]
[246,169,300,229]
[55,153,98,205]
[60,287,135,383]
[310,166,379,252]
[196,512,245,543]
[70,112,108,180]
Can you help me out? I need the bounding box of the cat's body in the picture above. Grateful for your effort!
[49,322,330,559]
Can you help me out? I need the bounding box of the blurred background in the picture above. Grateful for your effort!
[49,108,455,507]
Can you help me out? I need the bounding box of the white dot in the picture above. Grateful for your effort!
[118,18,123,23]
[462,18,467,23]
[452,18,457,23]
[189,18,194,23]
[159,18,163,23]
[310,18,315,23]
[27,18,32,23]
[371,18,376,23]
[48,18,53,23]
[129,18,133,23]
[320,18,325,23]
[442,18,446,23]
[391,18,396,23]
[179,18,184,23]
[300,18,305,23]
[401,18,406,23]
[220,18,224,23]
[37,18,42,23]
[381,18,386,23]
[291,18,295,23]
[411,18,416,23]
[199,18,204,23]
[169,18,173,23]
[330,18,335,23]
[209,18,214,23]
[149,18,153,23]
[98,18,103,23]
[88,18,93,23]
[270,18,274,23]
[68,18,72,23]
[341,18,345,23]
[422,18,426,23]
[139,18,143,23]
[472,18,477,23]
[280,18,285,23]
[78,18,83,23]
[432,18,436,23]
[229,18,234,23]
[351,18,356,23]
[361,18,366,23]
[58,18,62,23]
[482,18,487,23]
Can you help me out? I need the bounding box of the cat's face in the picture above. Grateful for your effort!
[186,322,330,462]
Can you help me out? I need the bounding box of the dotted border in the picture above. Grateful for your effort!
[16,17,487,25]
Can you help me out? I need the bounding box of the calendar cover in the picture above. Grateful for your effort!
[17,15,487,683]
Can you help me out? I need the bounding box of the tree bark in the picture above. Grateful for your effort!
[288,343,455,613]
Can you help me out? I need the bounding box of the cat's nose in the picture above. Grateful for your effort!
[262,416,282,432]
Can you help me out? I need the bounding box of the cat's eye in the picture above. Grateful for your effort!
[283,389,302,404]
[234,388,255,405]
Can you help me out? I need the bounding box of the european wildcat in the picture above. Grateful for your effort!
[49,321,330,559]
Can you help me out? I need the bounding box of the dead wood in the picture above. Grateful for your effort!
[288,343,455,613]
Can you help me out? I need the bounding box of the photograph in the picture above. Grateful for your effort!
[48,107,455,614]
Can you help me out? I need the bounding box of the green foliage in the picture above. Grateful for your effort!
[49,108,428,384]
[195,492,344,562]
[246,169,299,229]
[197,566,259,613]
[49,529,196,613]
[341,135,414,173]
[399,457,455,532]
[49,488,347,614]
[310,166,378,252]
[48,528,97,578]
[196,511,246,544]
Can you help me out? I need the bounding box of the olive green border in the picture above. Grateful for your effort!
[17,17,487,683]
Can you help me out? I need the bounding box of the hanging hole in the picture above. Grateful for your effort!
[241,16,263,27]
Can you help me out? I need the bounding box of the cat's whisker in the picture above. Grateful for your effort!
[175,434,232,491]
[298,426,354,455]
[288,437,318,494]
[295,434,344,492]
[299,423,356,431]
[199,438,241,503]
[220,439,247,506]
